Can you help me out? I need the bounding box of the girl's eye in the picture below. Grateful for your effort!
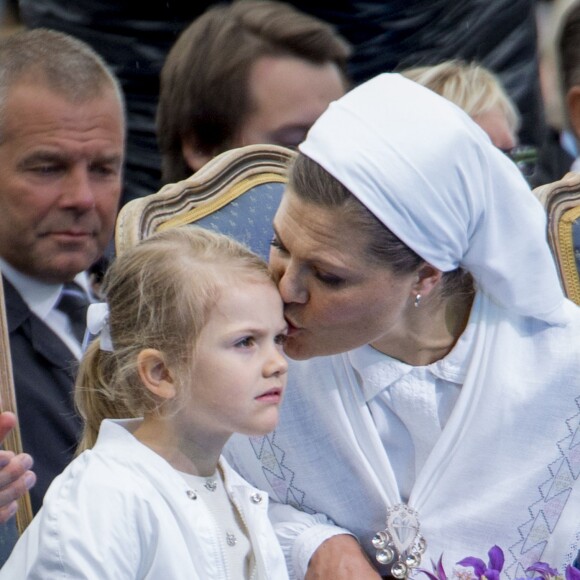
[235,336,256,348]
[274,333,287,346]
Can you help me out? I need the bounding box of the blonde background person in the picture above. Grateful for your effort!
[401,60,520,152]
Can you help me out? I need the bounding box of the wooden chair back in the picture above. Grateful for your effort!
[533,172,580,305]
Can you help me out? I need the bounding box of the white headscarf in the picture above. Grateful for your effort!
[299,73,569,325]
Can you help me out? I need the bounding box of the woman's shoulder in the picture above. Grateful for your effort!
[521,299,580,342]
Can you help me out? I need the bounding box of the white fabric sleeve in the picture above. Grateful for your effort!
[0,488,143,580]
[268,500,356,580]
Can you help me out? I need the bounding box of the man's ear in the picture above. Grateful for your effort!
[566,86,580,140]
[181,137,214,173]
[137,349,177,400]
[414,263,443,298]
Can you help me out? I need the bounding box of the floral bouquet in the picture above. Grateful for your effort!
[417,546,580,580]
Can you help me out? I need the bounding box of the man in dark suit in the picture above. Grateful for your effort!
[0,28,125,514]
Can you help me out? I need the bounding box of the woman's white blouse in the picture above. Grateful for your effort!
[226,293,580,579]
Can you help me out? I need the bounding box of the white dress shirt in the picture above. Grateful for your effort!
[0,258,91,359]
[353,332,466,502]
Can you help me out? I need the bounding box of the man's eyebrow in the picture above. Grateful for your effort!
[21,150,65,161]
[90,153,123,166]
[16,150,67,168]
[17,151,123,173]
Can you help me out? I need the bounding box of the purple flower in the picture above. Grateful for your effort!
[526,562,560,579]
[457,545,505,580]
[417,555,448,580]
[417,545,579,580]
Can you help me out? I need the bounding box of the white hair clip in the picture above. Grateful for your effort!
[86,302,114,352]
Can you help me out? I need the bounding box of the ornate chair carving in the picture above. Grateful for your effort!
[533,171,580,305]
[116,144,296,257]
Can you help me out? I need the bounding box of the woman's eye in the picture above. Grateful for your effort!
[316,272,345,287]
[270,237,287,253]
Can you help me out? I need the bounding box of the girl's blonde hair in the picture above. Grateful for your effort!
[75,226,272,452]
[401,60,520,134]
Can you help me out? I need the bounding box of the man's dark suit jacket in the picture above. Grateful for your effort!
[3,277,82,514]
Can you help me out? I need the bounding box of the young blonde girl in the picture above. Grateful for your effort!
[1,227,289,580]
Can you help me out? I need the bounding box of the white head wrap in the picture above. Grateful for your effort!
[300,73,569,325]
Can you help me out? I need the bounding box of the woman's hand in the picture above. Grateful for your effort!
[305,534,382,579]
[0,412,35,523]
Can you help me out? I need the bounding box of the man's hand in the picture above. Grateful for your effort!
[305,534,382,580]
[0,412,35,523]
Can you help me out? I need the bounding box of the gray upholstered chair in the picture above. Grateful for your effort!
[116,144,296,258]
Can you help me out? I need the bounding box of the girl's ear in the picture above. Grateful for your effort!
[137,349,177,400]
[414,262,443,297]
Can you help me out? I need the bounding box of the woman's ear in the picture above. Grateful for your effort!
[414,263,443,297]
[137,349,177,400]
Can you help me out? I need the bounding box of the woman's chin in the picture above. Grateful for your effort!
[282,337,312,360]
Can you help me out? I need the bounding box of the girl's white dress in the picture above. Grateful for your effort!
[1,418,289,580]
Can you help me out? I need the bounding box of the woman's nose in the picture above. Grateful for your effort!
[276,266,308,304]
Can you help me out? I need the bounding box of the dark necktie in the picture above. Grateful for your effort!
[56,282,90,344]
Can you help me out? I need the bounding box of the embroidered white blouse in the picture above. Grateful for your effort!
[226,293,580,579]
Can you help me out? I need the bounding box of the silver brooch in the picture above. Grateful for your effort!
[204,479,217,492]
[372,504,426,579]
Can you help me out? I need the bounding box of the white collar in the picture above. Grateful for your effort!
[0,257,91,321]
[0,257,62,321]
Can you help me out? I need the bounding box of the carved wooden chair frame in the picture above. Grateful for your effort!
[533,171,580,305]
[116,144,295,255]
[0,276,33,535]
